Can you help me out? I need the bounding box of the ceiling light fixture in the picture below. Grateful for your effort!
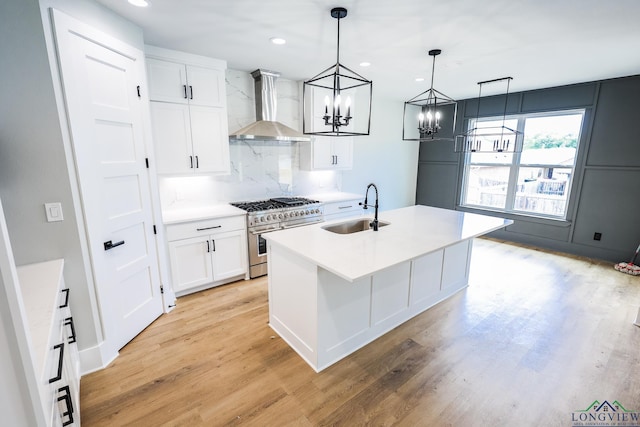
[454,77,523,153]
[127,0,150,7]
[302,7,372,137]
[402,49,457,141]
[270,37,286,45]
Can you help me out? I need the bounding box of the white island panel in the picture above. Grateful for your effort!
[266,205,512,372]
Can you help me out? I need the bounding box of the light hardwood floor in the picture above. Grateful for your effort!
[80,238,640,426]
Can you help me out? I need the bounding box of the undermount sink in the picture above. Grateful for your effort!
[322,218,390,234]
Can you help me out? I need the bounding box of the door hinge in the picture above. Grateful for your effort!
[153,225,157,235]
[145,158,149,168]
[137,85,141,98]
[160,285,164,294]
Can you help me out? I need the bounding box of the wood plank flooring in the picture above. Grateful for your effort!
[80,238,640,426]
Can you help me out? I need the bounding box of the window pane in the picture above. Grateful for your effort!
[469,151,513,164]
[514,167,572,216]
[521,114,582,165]
[463,166,510,209]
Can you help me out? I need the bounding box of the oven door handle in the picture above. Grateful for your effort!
[281,218,324,229]
[248,225,281,235]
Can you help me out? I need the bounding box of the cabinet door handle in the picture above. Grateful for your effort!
[183,84,188,99]
[59,288,70,309]
[206,240,210,253]
[57,385,74,426]
[190,155,194,169]
[338,205,353,209]
[64,317,76,344]
[48,343,65,383]
[195,155,199,168]
[189,85,193,99]
[211,240,216,252]
[103,240,125,251]
[196,225,222,231]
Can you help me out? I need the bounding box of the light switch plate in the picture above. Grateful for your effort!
[44,202,64,222]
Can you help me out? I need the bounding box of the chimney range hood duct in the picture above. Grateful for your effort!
[229,69,310,142]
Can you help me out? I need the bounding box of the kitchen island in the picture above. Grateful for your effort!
[265,205,512,372]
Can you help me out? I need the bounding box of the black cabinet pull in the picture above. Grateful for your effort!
[338,205,353,209]
[64,317,76,344]
[212,240,216,252]
[195,155,199,168]
[49,343,65,383]
[196,225,222,231]
[59,288,70,309]
[103,240,125,251]
[183,84,188,99]
[57,385,74,426]
[189,85,193,99]
[189,155,194,168]
[206,240,210,253]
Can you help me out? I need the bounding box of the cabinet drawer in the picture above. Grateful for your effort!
[166,215,245,241]
[324,200,362,216]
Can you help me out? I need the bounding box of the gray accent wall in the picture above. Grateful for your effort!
[416,75,640,263]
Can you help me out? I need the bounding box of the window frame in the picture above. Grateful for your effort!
[459,109,585,220]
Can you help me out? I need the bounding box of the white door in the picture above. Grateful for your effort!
[149,102,194,174]
[211,231,247,281]
[168,236,213,292]
[52,10,163,351]
[312,137,335,169]
[332,137,353,169]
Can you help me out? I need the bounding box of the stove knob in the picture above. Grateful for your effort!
[260,217,265,222]
[305,210,310,215]
[315,209,320,214]
[266,214,272,221]
[284,212,289,218]
[278,213,284,219]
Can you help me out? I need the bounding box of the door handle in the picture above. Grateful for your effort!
[195,155,199,168]
[211,240,216,252]
[183,84,188,99]
[189,85,193,99]
[104,240,125,251]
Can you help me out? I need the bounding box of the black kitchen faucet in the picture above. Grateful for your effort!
[360,183,379,231]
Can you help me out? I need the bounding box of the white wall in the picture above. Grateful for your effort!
[342,94,419,211]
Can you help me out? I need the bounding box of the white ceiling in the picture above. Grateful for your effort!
[95,0,640,101]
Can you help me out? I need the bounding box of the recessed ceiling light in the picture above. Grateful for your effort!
[359,62,371,67]
[128,0,150,6]
[415,77,425,82]
[270,37,286,45]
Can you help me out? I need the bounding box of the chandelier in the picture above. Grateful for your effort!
[402,49,457,141]
[455,77,523,153]
[302,7,372,136]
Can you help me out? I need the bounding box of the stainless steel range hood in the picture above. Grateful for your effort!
[229,69,310,142]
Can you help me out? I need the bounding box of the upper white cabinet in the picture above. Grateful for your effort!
[145,46,230,175]
[146,58,225,107]
[300,136,353,170]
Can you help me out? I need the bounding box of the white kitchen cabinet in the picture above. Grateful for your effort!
[166,215,248,296]
[146,46,230,175]
[300,136,353,170]
[146,58,225,107]
[323,197,363,221]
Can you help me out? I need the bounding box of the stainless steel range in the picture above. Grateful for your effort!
[230,197,324,278]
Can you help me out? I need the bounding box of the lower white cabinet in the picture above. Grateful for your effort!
[166,215,248,296]
[323,198,363,221]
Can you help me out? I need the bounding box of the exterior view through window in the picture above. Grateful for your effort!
[461,111,584,219]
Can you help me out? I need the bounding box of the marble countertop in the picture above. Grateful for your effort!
[162,204,247,224]
[265,205,513,282]
[17,259,65,376]
[161,191,362,224]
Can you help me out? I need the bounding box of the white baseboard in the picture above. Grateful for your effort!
[79,342,118,376]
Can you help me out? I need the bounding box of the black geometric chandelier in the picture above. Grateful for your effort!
[402,49,457,141]
[303,7,373,137]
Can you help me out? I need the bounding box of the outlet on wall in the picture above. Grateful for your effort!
[593,232,602,241]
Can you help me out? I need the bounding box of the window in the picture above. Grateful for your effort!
[460,110,584,219]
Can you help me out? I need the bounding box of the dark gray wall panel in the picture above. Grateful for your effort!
[416,163,458,209]
[521,83,596,112]
[587,76,640,167]
[572,168,640,251]
[418,140,458,162]
[503,220,571,242]
[463,94,521,118]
